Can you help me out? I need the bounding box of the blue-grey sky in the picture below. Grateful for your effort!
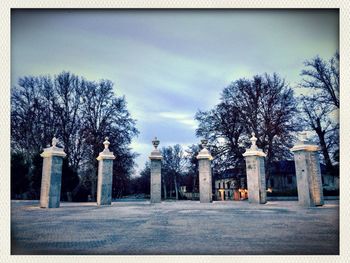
[11,9,338,174]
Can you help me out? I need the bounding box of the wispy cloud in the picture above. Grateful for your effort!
[158,111,198,130]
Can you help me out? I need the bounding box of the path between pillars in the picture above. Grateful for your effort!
[11,199,339,255]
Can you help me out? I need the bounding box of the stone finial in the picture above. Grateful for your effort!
[103,137,110,150]
[291,131,320,152]
[201,139,208,148]
[149,137,162,160]
[250,132,257,148]
[299,131,308,143]
[242,132,266,157]
[52,137,58,147]
[97,137,115,160]
[41,136,66,158]
[152,137,160,149]
[197,139,213,160]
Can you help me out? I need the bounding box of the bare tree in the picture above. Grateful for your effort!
[298,95,338,175]
[53,72,86,171]
[161,144,186,200]
[11,76,61,198]
[300,52,339,108]
[196,73,299,180]
[298,52,339,176]
[113,148,139,198]
[80,79,138,200]
[195,102,245,173]
[185,144,200,199]
[11,72,139,200]
[11,76,59,157]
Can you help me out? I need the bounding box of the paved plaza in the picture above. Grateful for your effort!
[11,199,339,255]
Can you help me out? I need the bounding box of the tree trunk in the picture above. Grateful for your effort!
[27,158,35,198]
[316,129,334,174]
[174,176,178,200]
[90,166,97,201]
[91,180,96,201]
[265,137,274,185]
[192,173,197,200]
[170,182,173,199]
[265,157,272,190]
[162,179,167,200]
[67,192,72,202]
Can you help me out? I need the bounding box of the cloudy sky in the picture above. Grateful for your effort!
[11,9,338,174]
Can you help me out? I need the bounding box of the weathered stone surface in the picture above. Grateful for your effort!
[309,151,324,206]
[291,133,324,207]
[39,137,66,209]
[97,159,114,205]
[96,138,115,206]
[149,137,162,203]
[150,160,162,203]
[197,139,213,203]
[198,159,212,203]
[243,133,267,204]
[245,156,267,204]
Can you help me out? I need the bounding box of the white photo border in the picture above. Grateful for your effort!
[1,1,349,263]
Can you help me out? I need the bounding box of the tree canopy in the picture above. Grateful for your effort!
[196,73,299,178]
[11,71,139,200]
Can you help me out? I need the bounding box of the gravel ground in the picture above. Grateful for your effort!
[11,199,339,255]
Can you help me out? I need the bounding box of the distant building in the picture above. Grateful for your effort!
[214,167,247,201]
[214,160,338,200]
[215,177,247,201]
[266,160,339,193]
[267,160,297,192]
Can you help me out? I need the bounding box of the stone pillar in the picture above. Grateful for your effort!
[149,137,162,203]
[197,139,213,203]
[291,132,324,207]
[40,137,66,208]
[243,133,267,204]
[96,137,115,206]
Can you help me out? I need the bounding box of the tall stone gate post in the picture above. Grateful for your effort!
[149,137,162,203]
[291,132,324,207]
[197,139,213,203]
[243,133,267,204]
[96,137,116,206]
[40,137,66,208]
